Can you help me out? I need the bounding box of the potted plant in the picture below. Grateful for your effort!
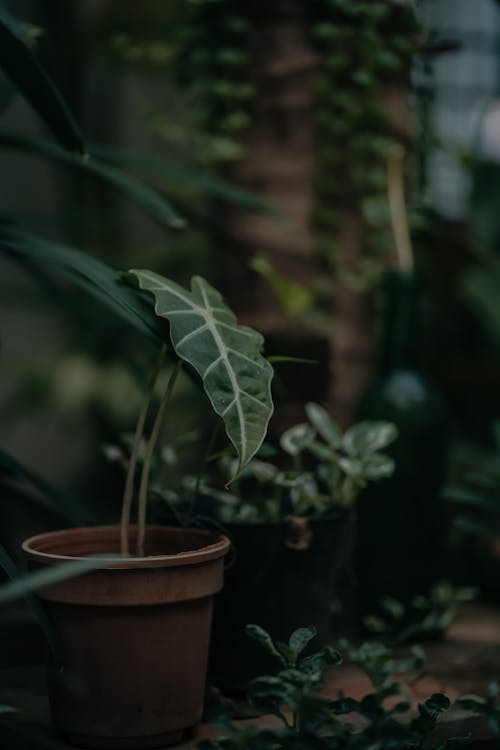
[147,403,397,691]
[20,270,274,749]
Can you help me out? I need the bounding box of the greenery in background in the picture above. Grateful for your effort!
[171,0,421,299]
[113,0,424,326]
[311,0,419,292]
[0,3,277,527]
[200,624,462,750]
[445,422,500,541]
[457,683,500,738]
[112,2,253,165]
[363,583,477,646]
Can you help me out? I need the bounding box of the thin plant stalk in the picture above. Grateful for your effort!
[189,421,221,522]
[387,144,414,272]
[120,344,167,556]
[136,360,182,557]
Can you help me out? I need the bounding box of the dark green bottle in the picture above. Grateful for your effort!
[356,268,447,616]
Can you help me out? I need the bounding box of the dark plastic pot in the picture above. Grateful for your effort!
[22,525,230,749]
[209,515,352,692]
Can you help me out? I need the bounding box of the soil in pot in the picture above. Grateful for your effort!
[208,515,354,693]
[22,525,230,749]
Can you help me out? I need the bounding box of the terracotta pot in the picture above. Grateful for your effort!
[22,525,230,749]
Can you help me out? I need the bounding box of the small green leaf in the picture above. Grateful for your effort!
[280,424,315,457]
[289,625,317,658]
[343,421,398,455]
[380,596,405,619]
[299,646,342,676]
[275,641,296,667]
[362,453,395,479]
[421,693,451,719]
[308,440,334,462]
[329,697,360,715]
[245,624,285,666]
[338,456,364,478]
[457,695,488,711]
[305,402,342,448]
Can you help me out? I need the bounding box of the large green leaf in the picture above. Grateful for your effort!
[0,223,164,345]
[127,270,274,472]
[0,12,83,153]
[0,133,185,229]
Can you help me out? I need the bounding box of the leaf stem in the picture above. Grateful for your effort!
[120,344,167,556]
[189,421,221,524]
[136,360,182,557]
[387,144,414,272]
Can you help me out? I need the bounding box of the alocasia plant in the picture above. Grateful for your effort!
[120,271,274,554]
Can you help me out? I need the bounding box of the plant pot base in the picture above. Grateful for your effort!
[63,729,183,749]
[22,526,230,748]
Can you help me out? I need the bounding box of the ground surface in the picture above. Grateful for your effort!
[1,602,500,749]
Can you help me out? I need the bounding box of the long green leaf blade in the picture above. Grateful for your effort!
[0,133,185,229]
[0,544,62,664]
[0,223,165,345]
[127,270,274,473]
[0,447,98,524]
[0,14,83,153]
[91,142,281,218]
[0,550,117,605]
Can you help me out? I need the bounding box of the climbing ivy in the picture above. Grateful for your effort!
[174,0,255,164]
[171,0,423,299]
[309,0,420,291]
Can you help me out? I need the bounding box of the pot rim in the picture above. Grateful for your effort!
[22,524,230,570]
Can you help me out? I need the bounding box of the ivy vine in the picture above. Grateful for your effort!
[172,0,422,299]
[174,0,255,164]
[111,0,427,320]
[309,0,420,292]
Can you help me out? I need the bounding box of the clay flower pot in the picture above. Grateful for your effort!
[22,525,230,749]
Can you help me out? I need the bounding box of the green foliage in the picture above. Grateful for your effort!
[288,402,397,509]
[249,256,314,320]
[91,143,279,218]
[310,0,420,291]
[0,132,185,228]
[147,402,396,523]
[457,683,500,737]
[364,584,477,645]
[0,6,276,547]
[127,270,274,475]
[172,1,254,163]
[0,223,165,346]
[201,625,457,750]
[445,422,500,540]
